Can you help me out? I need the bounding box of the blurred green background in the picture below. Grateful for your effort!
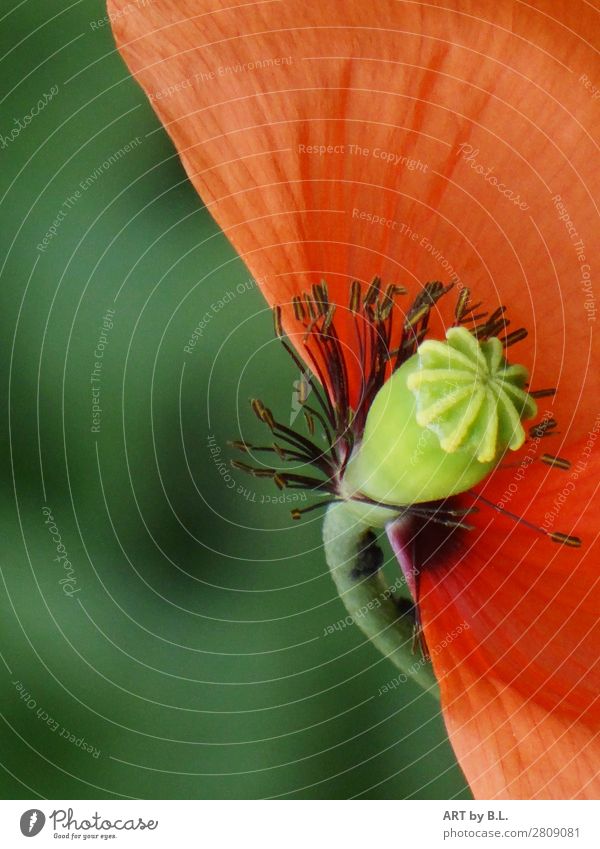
[0,0,468,799]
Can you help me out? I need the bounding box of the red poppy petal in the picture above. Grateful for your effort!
[388,436,600,798]
[109,1,600,429]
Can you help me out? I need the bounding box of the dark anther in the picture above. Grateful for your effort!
[303,292,317,319]
[251,398,276,429]
[292,296,305,321]
[530,388,556,399]
[228,440,250,453]
[457,298,485,325]
[502,327,528,347]
[322,304,335,332]
[529,418,558,439]
[230,460,274,478]
[454,287,471,323]
[363,276,382,307]
[473,493,583,551]
[549,532,582,548]
[472,308,509,340]
[273,442,286,460]
[541,453,571,471]
[290,499,337,520]
[304,411,315,435]
[349,279,361,312]
[312,281,329,316]
[273,305,283,337]
[405,304,430,328]
[488,305,507,324]
[398,281,453,360]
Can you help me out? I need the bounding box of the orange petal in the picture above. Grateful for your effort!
[389,438,600,798]
[109,1,600,430]
[111,2,600,798]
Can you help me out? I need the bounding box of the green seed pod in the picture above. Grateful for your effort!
[343,327,537,507]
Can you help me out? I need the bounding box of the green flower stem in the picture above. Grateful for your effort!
[322,501,438,695]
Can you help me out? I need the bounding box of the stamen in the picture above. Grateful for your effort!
[269,420,333,469]
[275,329,337,429]
[529,418,558,439]
[349,279,361,313]
[383,283,405,305]
[406,503,478,532]
[251,398,276,429]
[472,306,509,340]
[272,443,287,460]
[230,460,276,478]
[396,281,453,361]
[312,281,329,316]
[454,287,471,324]
[364,276,381,307]
[322,304,335,332]
[349,491,479,531]
[291,499,337,520]
[489,305,507,324]
[377,284,396,321]
[457,299,485,324]
[502,327,528,347]
[230,459,330,492]
[304,411,315,435]
[464,310,488,323]
[229,440,306,463]
[541,453,571,471]
[471,493,582,549]
[273,305,283,338]
[301,402,334,444]
[530,388,556,399]
[292,296,305,321]
[549,532,582,548]
[247,402,336,473]
[297,376,309,405]
[303,292,317,319]
[405,304,430,328]
[281,474,333,490]
[229,440,251,453]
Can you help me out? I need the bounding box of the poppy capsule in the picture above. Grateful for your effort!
[343,326,538,509]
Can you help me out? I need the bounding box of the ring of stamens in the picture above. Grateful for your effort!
[230,278,581,548]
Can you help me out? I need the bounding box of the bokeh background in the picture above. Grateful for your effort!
[0,0,468,799]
